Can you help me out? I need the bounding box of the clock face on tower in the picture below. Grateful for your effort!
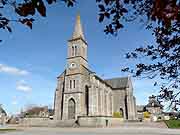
[69,62,77,69]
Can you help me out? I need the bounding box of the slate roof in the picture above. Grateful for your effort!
[136,105,146,112]
[57,70,66,79]
[146,100,163,108]
[0,106,7,115]
[146,95,163,108]
[104,77,129,89]
[94,75,113,89]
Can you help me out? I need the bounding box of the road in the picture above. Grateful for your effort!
[1,127,180,135]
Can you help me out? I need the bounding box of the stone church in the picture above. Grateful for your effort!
[54,15,137,123]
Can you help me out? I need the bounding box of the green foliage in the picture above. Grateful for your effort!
[165,120,180,129]
[143,111,151,118]
[113,112,123,118]
[97,0,179,35]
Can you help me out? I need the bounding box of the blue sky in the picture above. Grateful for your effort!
[0,0,160,114]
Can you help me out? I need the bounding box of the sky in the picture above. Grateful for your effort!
[0,0,160,115]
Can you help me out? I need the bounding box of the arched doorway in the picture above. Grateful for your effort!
[68,98,76,119]
[85,85,89,115]
[120,108,124,118]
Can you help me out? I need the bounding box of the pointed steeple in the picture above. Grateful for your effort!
[72,14,85,40]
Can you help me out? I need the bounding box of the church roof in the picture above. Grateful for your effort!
[94,75,113,89]
[57,70,66,79]
[104,77,129,89]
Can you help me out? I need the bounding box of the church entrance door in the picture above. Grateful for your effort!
[68,98,76,119]
[120,108,124,118]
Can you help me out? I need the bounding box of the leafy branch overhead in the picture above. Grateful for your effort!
[94,0,180,111]
[0,0,75,33]
[122,22,180,110]
[96,0,180,110]
[96,0,179,35]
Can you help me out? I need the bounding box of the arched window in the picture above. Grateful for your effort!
[72,46,74,56]
[85,85,89,115]
[68,98,76,119]
[120,108,124,118]
[73,80,75,88]
[75,46,77,56]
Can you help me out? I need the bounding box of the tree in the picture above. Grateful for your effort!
[96,0,179,111]
[143,111,151,119]
[1,0,180,110]
[94,0,179,111]
[22,104,50,117]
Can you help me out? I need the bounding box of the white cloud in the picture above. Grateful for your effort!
[16,80,32,92]
[0,64,29,76]
[12,101,18,105]
[12,96,18,105]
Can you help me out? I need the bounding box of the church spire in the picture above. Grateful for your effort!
[72,14,85,40]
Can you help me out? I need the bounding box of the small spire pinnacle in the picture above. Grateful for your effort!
[76,12,80,21]
[72,13,85,40]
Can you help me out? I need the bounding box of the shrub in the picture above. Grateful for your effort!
[143,111,151,118]
[113,112,123,118]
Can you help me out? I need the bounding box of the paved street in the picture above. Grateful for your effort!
[1,127,180,135]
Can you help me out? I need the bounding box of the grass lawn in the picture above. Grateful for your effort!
[0,128,16,133]
[165,120,180,129]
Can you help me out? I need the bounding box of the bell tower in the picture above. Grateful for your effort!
[66,14,88,75]
[61,14,89,119]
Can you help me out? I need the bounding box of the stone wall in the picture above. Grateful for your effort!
[19,118,77,127]
[54,71,65,120]
[63,93,82,120]
[146,107,162,114]
[0,113,6,125]
[90,75,113,117]
[19,118,54,127]
[78,117,124,127]
[110,118,124,127]
[19,117,124,127]
[112,89,126,118]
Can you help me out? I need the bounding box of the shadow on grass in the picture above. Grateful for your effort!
[164,120,180,129]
